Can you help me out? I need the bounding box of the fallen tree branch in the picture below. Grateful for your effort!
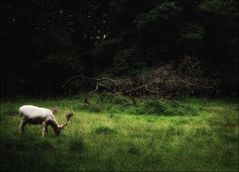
[62,56,215,106]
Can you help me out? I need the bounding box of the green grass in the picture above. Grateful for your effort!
[0,95,238,171]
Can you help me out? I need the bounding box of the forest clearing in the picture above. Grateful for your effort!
[1,1,238,171]
[1,95,238,171]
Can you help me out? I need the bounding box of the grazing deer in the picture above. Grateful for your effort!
[19,105,73,137]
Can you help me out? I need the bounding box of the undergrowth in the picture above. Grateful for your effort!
[75,93,201,116]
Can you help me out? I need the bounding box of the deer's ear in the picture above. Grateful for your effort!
[51,107,59,115]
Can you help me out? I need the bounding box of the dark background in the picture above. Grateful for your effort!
[1,0,238,97]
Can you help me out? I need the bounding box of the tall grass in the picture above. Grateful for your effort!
[0,94,238,171]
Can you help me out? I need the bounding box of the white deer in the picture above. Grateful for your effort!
[19,105,73,137]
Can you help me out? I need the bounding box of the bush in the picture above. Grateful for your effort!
[125,97,200,116]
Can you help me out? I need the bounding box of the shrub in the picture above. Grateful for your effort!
[134,100,187,116]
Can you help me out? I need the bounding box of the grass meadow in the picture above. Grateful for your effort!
[0,94,238,171]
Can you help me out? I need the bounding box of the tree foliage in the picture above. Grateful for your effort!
[1,0,238,97]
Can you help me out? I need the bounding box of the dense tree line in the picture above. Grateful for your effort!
[1,0,238,97]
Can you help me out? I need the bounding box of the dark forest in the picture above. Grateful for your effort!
[1,0,238,97]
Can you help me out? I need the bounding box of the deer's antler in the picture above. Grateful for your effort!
[61,112,74,129]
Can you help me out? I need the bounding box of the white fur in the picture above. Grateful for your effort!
[20,105,55,122]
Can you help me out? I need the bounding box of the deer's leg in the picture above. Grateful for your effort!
[42,122,47,137]
[45,125,48,135]
[19,119,27,135]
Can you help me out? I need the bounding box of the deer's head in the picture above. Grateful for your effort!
[51,112,74,136]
